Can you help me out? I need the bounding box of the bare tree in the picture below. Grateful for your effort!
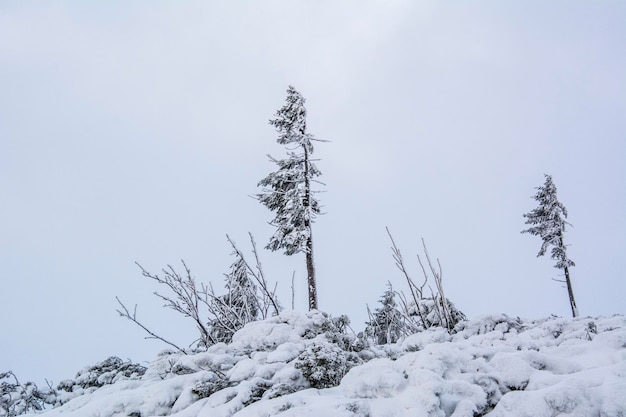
[386,228,465,333]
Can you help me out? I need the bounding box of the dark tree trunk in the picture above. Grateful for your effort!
[303,144,318,310]
[559,236,578,318]
[306,233,317,310]
[563,265,578,318]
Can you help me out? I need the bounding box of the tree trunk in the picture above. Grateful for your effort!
[303,144,318,310]
[563,265,578,318]
[306,234,318,310]
[558,236,578,318]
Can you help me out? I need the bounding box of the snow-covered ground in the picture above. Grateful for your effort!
[24,311,626,417]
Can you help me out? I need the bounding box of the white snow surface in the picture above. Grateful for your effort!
[25,311,626,417]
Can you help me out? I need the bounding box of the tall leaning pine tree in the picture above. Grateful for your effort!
[522,174,578,317]
[257,86,323,310]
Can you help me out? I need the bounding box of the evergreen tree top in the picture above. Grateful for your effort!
[522,174,569,241]
[269,86,316,152]
[257,86,323,257]
[522,174,574,267]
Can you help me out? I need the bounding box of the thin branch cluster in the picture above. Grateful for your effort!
[117,234,281,353]
[384,228,466,336]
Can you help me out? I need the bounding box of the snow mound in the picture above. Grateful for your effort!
[340,358,408,398]
[24,313,626,417]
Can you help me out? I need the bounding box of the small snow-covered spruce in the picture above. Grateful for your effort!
[522,174,578,317]
[225,233,281,318]
[208,251,260,344]
[320,314,366,352]
[257,86,325,311]
[365,283,406,344]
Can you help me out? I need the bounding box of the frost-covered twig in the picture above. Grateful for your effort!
[115,296,187,354]
[386,230,462,333]
[135,261,212,347]
[417,240,453,331]
[386,228,428,328]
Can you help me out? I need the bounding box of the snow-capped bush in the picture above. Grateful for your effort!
[294,341,361,389]
[56,356,145,404]
[192,377,233,399]
[1,371,55,417]
[407,297,467,332]
[454,313,523,337]
[319,314,366,352]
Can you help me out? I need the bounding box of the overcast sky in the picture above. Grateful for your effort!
[2,1,625,385]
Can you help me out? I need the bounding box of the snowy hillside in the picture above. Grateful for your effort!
[23,311,626,417]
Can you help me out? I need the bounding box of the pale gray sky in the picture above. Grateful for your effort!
[2,1,625,385]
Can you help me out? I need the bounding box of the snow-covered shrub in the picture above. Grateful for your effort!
[405,297,467,333]
[290,312,366,389]
[294,341,361,389]
[454,314,523,337]
[192,377,232,399]
[0,371,55,416]
[56,356,145,403]
[231,310,327,351]
[262,382,301,400]
[320,314,366,352]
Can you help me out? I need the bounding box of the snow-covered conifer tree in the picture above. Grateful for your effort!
[522,174,578,317]
[209,254,260,343]
[365,283,406,344]
[257,86,323,311]
[224,256,259,323]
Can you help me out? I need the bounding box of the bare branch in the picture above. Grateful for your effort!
[291,271,296,310]
[386,231,462,333]
[115,296,186,354]
[387,227,428,328]
[129,262,212,348]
